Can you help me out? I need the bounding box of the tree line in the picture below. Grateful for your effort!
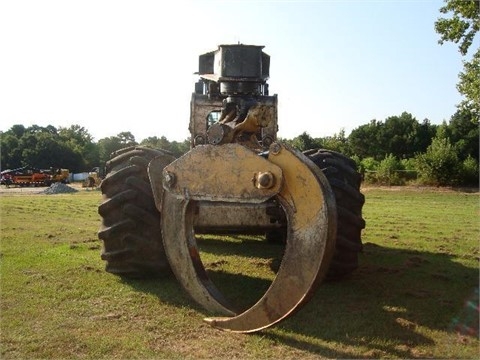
[0,124,190,175]
[1,109,478,186]
[1,1,478,187]
[282,110,478,186]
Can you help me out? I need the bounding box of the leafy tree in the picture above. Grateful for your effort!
[380,112,426,159]
[349,120,384,160]
[2,124,104,173]
[456,51,480,117]
[9,125,27,138]
[26,124,57,135]
[0,133,21,170]
[141,136,171,150]
[435,120,451,139]
[117,132,137,146]
[349,114,436,160]
[287,132,322,152]
[415,136,461,186]
[18,130,84,171]
[58,125,94,147]
[321,129,351,156]
[447,109,479,160]
[415,119,438,156]
[167,140,190,158]
[58,125,99,170]
[140,136,190,158]
[435,0,480,118]
[97,133,138,166]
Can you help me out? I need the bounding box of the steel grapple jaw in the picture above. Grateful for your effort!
[148,142,337,333]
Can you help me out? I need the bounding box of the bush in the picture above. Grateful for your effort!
[361,157,379,184]
[400,158,418,183]
[376,154,405,186]
[415,137,461,186]
[459,156,479,186]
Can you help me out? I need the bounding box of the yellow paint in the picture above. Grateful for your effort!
[268,144,325,229]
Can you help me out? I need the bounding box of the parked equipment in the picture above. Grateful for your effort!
[82,167,102,188]
[47,168,70,184]
[1,166,69,187]
[98,44,365,333]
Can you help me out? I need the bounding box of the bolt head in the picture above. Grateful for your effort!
[256,171,274,189]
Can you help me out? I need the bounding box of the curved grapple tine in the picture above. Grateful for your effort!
[203,145,337,332]
[161,191,235,316]
[153,143,336,332]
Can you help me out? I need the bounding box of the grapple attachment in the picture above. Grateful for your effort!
[97,44,365,334]
[148,142,337,333]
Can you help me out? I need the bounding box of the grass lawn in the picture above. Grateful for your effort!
[1,186,479,359]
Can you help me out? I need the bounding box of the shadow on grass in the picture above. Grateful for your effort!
[449,186,479,194]
[268,242,479,358]
[197,234,286,259]
[122,239,479,358]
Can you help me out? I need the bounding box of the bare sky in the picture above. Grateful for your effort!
[0,0,465,142]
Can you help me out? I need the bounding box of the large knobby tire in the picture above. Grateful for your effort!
[304,148,366,280]
[98,146,175,278]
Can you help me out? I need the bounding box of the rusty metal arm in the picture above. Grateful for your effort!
[148,143,336,333]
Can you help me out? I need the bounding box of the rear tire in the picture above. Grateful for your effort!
[304,149,365,280]
[98,146,175,278]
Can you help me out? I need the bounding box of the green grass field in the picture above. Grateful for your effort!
[1,187,479,359]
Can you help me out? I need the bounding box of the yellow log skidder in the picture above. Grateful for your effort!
[97,45,365,333]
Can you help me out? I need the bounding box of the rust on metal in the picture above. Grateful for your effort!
[150,142,337,333]
[193,202,284,233]
[160,143,282,203]
[202,143,337,332]
[160,191,236,315]
[147,154,179,211]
